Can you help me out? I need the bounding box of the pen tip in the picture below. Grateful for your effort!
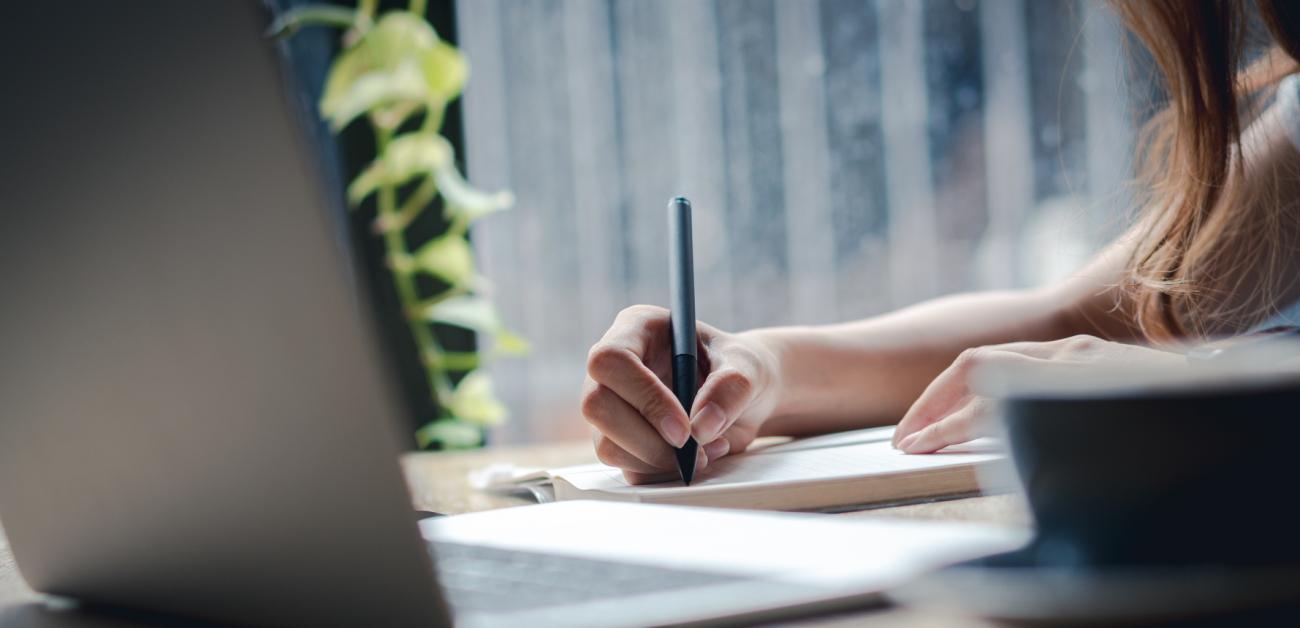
[680,462,696,486]
[676,437,698,486]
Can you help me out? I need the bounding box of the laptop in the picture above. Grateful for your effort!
[0,2,1026,626]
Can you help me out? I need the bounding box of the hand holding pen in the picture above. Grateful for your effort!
[580,197,784,485]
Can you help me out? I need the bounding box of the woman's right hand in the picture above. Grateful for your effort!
[581,305,782,484]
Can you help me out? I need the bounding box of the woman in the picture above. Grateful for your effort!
[581,0,1300,484]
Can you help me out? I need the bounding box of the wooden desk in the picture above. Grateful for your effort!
[1,442,1028,628]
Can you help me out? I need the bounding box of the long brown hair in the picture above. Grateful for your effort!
[1112,0,1300,343]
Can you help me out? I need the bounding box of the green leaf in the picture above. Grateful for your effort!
[366,12,439,65]
[318,11,466,132]
[321,46,364,116]
[435,163,513,223]
[420,296,528,357]
[446,371,508,426]
[421,296,529,356]
[422,40,468,105]
[265,5,357,39]
[413,235,475,285]
[421,294,500,332]
[415,418,483,449]
[322,60,427,132]
[348,133,451,205]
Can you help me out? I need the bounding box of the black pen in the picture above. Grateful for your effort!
[668,197,699,485]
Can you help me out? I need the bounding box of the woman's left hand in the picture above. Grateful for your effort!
[891,335,1185,453]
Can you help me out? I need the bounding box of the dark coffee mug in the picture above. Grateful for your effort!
[999,379,1300,569]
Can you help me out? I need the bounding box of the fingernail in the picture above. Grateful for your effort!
[703,438,730,461]
[695,450,709,472]
[691,403,727,442]
[897,433,920,452]
[659,417,689,448]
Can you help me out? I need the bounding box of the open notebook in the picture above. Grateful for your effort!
[474,427,1007,512]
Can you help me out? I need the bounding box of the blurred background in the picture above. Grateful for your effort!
[456,0,1151,444]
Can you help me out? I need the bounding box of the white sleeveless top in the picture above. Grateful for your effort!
[1276,73,1300,151]
[1256,74,1300,330]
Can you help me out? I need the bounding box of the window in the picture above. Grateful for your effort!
[456,0,1137,443]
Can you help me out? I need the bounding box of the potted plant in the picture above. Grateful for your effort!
[272,0,524,449]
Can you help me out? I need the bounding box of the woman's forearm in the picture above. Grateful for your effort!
[748,288,1074,436]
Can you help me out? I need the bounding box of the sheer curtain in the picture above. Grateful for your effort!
[454,0,1137,444]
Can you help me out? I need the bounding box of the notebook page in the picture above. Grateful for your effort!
[555,427,1003,498]
[747,425,894,455]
